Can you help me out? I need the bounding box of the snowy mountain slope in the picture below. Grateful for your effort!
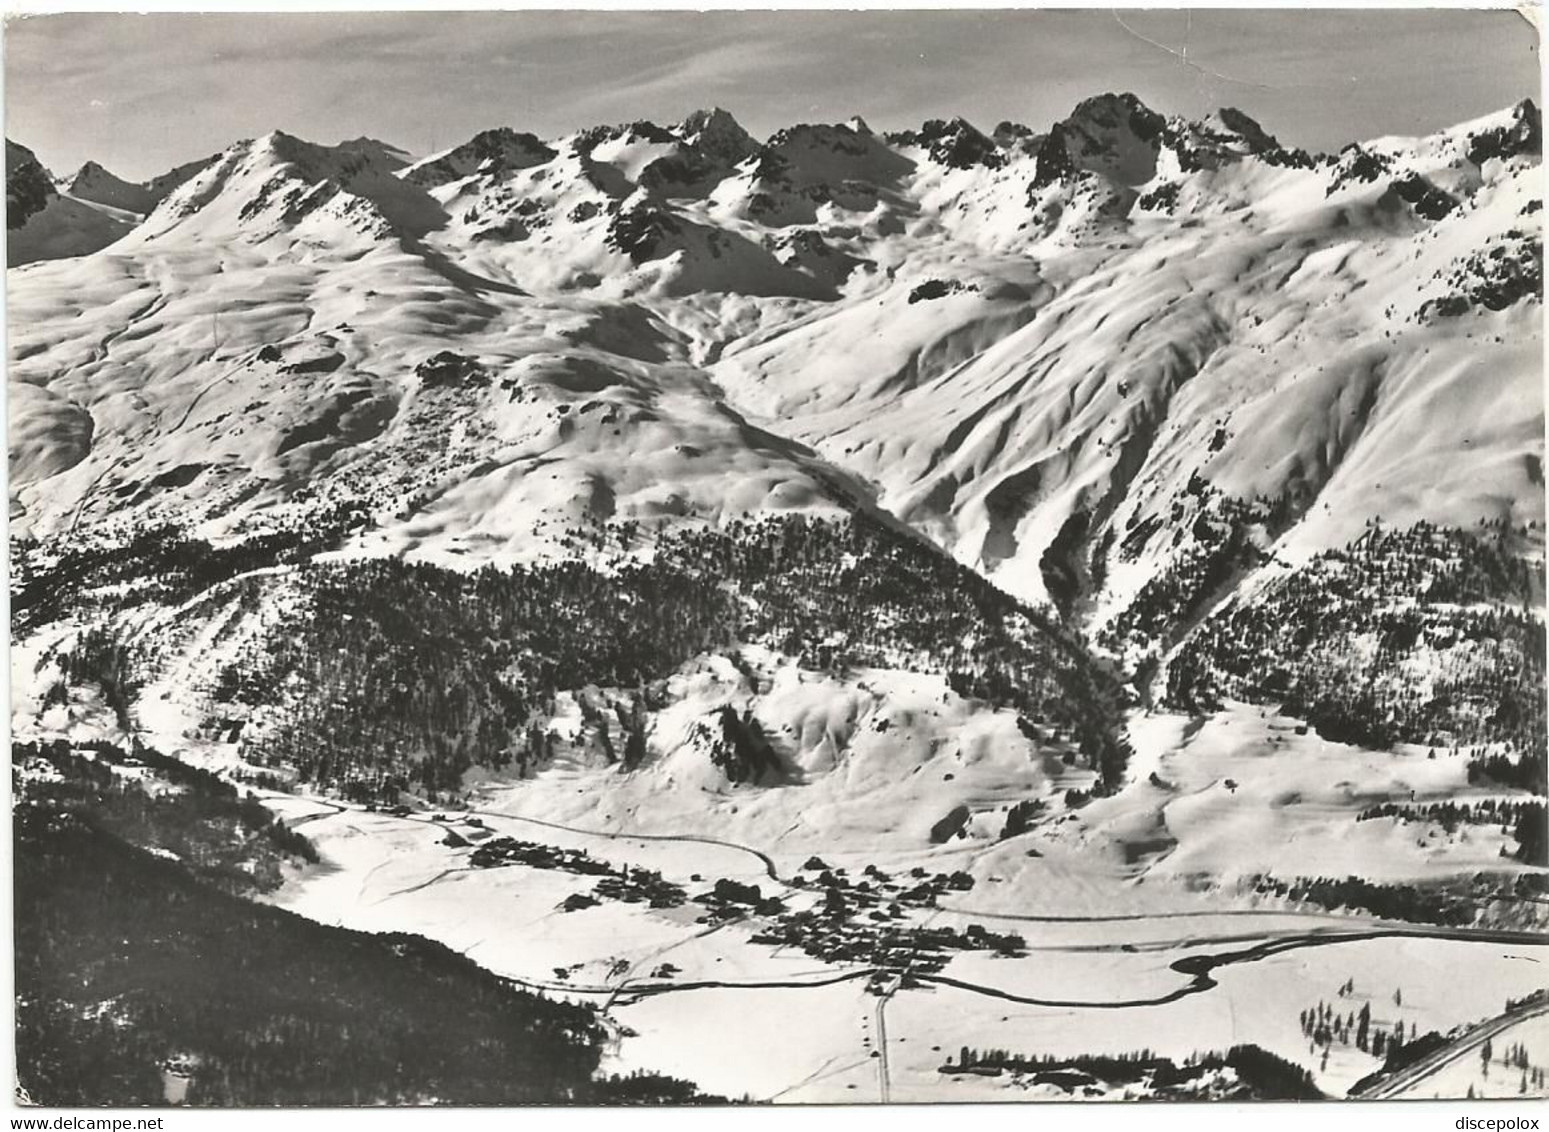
[124,130,441,248]
[64,160,158,214]
[6,141,135,266]
[63,149,228,218]
[8,94,1543,841]
[9,93,1546,1112]
[401,128,556,189]
[143,151,222,202]
[7,192,134,267]
[4,242,866,562]
[712,100,1543,624]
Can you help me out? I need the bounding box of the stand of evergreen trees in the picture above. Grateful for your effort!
[1357,798,1546,865]
[13,742,717,1106]
[942,1043,1320,1099]
[1166,522,1545,759]
[62,513,1128,800]
[1101,488,1284,658]
[11,503,369,636]
[1249,871,1548,925]
[14,738,316,894]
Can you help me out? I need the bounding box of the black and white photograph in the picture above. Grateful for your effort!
[5,3,1546,1112]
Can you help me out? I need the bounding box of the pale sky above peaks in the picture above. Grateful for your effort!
[4,8,1540,182]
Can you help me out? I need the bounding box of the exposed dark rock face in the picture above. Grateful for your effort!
[1069,92,1165,142]
[401,128,554,188]
[908,278,974,303]
[464,128,553,168]
[930,803,972,844]
[1031,123,1078,189]
[1391,173,1457,220]
[704,706,785,785]
[1215,107,1282,153]
[1468,98,1542,166]
[278,352,345,376]
[637,153,717,193]
[674,108,759,167]
[1028,91,1172,187]
[7,140,56,229]
[415,351,487,388]
[606,200,682,264]
[1137,181,1180,212]
[889,118,1006,170]
[1329,145,1393,193]
[1039,507,1091,615]
[574,120,678,157]
[1421,228,1543,320]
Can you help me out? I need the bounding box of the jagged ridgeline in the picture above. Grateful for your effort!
[56,512,1128,801]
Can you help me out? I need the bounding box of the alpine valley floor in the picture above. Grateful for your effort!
[9,88,1547,1104]
[250,703,1548,1103]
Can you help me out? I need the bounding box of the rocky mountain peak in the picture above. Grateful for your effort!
[919,116,1006,170]
[1212,107,1280,152]
[337,136,412,164]
[1033,92,1170,187]
[6,139,57,229]
[1064,91,1166,140]
[571,118,678,158]
[1030,122,1078,188]
[674,107,759,166]
[992,120,1041,158]
[400,127,555,188]
[1467,97,1542,165]
[64,160,156,213]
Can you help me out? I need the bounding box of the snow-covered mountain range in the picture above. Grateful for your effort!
[8,92,1543,845]
[9,90,1546,1108]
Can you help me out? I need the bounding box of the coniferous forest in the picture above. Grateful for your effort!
[939,1043,1322,1100]
[55,513,1131,802]
[12,740,717,1106]
[1165,522,1545,776]
[6,62,1547,1111]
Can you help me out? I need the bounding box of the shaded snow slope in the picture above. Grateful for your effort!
[712,101,1543,619]
[7,140,135,266]
[64,160,158,214]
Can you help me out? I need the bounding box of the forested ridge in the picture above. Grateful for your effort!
[14,737,317,894]
[1247,871,1549,926]
[1164,522,1545,771]
[61,513,1129,801]
[11,503,368,636]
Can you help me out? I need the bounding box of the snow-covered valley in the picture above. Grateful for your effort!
[10,87,1545,1104]
[255,726,1548,1103]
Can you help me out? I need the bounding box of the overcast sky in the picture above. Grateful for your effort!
[4,8,1540,181]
